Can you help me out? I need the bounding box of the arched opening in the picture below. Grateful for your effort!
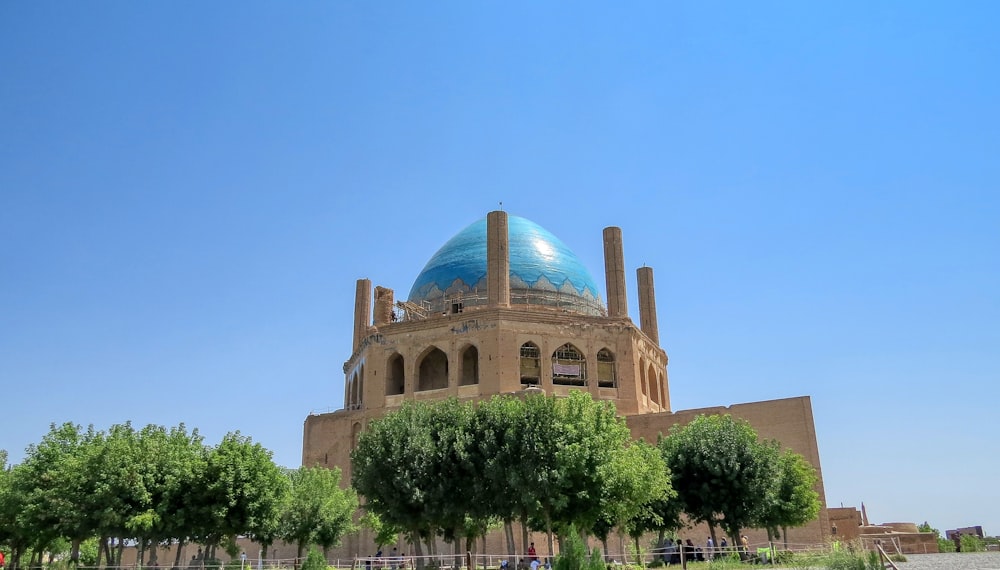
[358,364,365,408]
[647,362,660,405]
[351,422,362,450]
[657,369,667,408]
[639,358,648,396]
[386,353,404,396]
[346,372,359,410]
[418,347,449,391]
[597,348,616,388]
[552,343,586,386]
[460,345,479,386]
[520,342,541,385]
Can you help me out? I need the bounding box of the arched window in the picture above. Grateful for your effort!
[386,353,404,396]
[657,369,668,409]
[351,422,362,450]
[647,362,660,406]
[460,345,479,386]
[597,348,616,388]
[520,342,541,385]
[639,358,648,396]
[418,347,449,391]
[346,371,361,410]
[552,343,586,386]
[357,364,365,408]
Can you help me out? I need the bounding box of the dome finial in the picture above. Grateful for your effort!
[499,200,504,211]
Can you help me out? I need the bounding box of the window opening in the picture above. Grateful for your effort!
[596,348,616,388]
[519,342,540,385]
[552,343,586,386]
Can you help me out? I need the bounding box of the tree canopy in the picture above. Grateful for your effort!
[0,422,353,570]
[352,392,676,561]
[658,414,781,546]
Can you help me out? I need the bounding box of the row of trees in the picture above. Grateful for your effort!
[0,393,820,570]
[351,392,821,563]
[0,423,357,570]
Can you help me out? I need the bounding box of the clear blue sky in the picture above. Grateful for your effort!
[2,2,997,537]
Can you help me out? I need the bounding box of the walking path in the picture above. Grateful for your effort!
[895,552,1000,570]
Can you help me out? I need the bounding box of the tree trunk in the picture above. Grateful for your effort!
[519,511,530,557]
[173,539,187,570]
[545,514,554,558]
[781,526,789,550]
[149,542,159,567]
[411,534,424,570]
[297,540,305,570]
[117,539,126,567]
[453,533,462,570]
[504,521,516,557]
[98,536,110,569]
[71,539,82,564]
[12,549,24,570]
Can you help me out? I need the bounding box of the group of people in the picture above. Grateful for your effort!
[525,543,550,570]
[661,535,750,564]
[365,547,406,570]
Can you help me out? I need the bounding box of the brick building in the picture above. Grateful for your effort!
[302,210,832,558]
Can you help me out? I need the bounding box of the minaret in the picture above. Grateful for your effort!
[603,226,628,318]
[487,210,511,307]
[637,266,659,345]
[352,278,372,351]
[373,286,394,327]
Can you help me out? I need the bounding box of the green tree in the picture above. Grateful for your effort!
[0,452,34,570]
[280,466,357,563]
[360,511,401,552]
[135,424,205,567]
[659,414,780,553]
[420,399,484,565]
[473,394,545,554]
[612,442,679,554]
[352,401,437,564]
[758,450,821,547]
[89,423,150,567]
[15,423,101,566]
[191,432,287,559]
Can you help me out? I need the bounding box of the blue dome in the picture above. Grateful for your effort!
[408,215,604,316]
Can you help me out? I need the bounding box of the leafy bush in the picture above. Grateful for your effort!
[552,528,604,570]
[301,548,329,570]
[937,538,956,552]
[823,548,866,570]
[80,537,100,566]
[773,550,795,565]
[961,534,985,552]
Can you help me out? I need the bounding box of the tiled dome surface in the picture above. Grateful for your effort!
[407,215,603,315]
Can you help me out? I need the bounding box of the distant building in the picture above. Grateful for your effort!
[303,211,832,557]
[947,526,985,540]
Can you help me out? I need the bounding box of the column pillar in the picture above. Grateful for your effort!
[487,210,511,307]
[637,266,660,345]
[374,286,394,327]
[353,278,372,351]
[603,227,628,318]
